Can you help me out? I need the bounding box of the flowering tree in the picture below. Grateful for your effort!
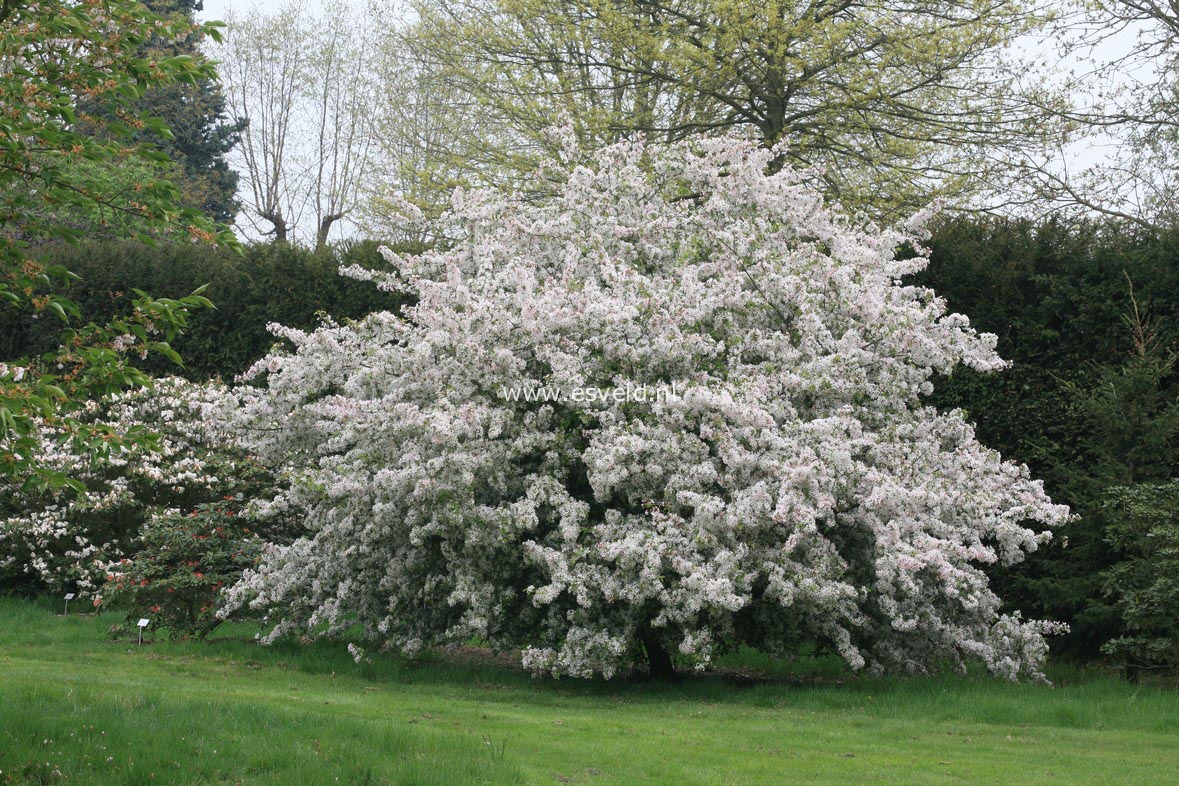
[0,378,272,597]
[225,134,1070,680]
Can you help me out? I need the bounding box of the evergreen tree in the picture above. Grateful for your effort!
[81,0,246,223]
[1102,481,1179,676]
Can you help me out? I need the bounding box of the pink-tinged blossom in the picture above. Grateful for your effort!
[222,133,1070,680]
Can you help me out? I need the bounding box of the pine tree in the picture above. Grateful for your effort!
[81,0,246,223]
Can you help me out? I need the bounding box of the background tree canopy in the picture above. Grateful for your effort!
[389,0,1069,222]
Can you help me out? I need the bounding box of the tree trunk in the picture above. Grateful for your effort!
[315,213,344,251]
[260,210,289,244]
[640,630,678,681]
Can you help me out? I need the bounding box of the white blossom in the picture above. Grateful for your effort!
[222,133,1069,680]
[0,378,258,595]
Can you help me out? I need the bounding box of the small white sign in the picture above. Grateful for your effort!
[137,618,150,628]
[64,593,75,601]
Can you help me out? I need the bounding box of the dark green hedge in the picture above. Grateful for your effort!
[5,221,1176,661]
[0,240,412,380]
[917,217,1179,657]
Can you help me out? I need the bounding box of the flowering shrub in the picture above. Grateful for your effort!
[223,133,1070,680]
[101,503,268,638]
[0,378,280,598]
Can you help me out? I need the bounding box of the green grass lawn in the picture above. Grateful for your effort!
[2,596,1177,785]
